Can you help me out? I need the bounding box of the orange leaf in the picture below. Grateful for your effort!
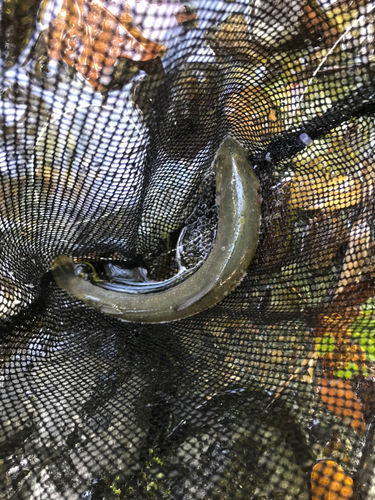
[48,0,166,87]
[311,460,353,500]
[316,378,365,433]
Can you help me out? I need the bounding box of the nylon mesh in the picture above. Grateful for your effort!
[1,0,375,498]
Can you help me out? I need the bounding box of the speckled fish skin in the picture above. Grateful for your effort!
[51,137,261,323]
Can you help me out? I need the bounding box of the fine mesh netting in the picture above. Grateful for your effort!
[1,0,375,498]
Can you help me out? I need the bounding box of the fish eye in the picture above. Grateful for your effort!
[75,263,95,281]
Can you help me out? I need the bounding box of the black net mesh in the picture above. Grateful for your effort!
[1,0,375,498]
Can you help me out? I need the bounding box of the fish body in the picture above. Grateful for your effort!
[51,137,261,323]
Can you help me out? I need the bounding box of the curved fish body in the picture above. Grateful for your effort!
[51,137,261,323]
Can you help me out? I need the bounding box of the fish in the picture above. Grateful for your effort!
[51,137,261,323]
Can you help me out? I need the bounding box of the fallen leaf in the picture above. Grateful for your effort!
[336,220,373,295]
[356,378,375,421]
[311,459,354,500]
[204,13,271,64]
[316,378,365,433]
[314,281,375,351]
[254,188,295,269]
[302,0,340,48]
[302,211,349,270]
[288,174,362,210]
[266,351,318,410]
[225,85,283,149]
[48,0,166,87]
[312,281,375,431]
[174,5,198,25]
[314,308,368,384]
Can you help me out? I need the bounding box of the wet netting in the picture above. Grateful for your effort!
[2,0,375,498]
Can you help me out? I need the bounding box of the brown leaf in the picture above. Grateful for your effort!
[336,220,374,295]
[254,187,295,269]
[302,211,349,270]
[316,378,365,433]
[266,351,318,410]
[316,281,375,335]
[326,281,375,318]
[312,274,375,432]
[174,6,198,25]
[225,85,283,149]
[288,174,362,211]
[356,378,375,421]
[205,13,271,64]
[48,0,166,88]
[302,0,340,47]
[313,281,374,386]
[311,459,354,500]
